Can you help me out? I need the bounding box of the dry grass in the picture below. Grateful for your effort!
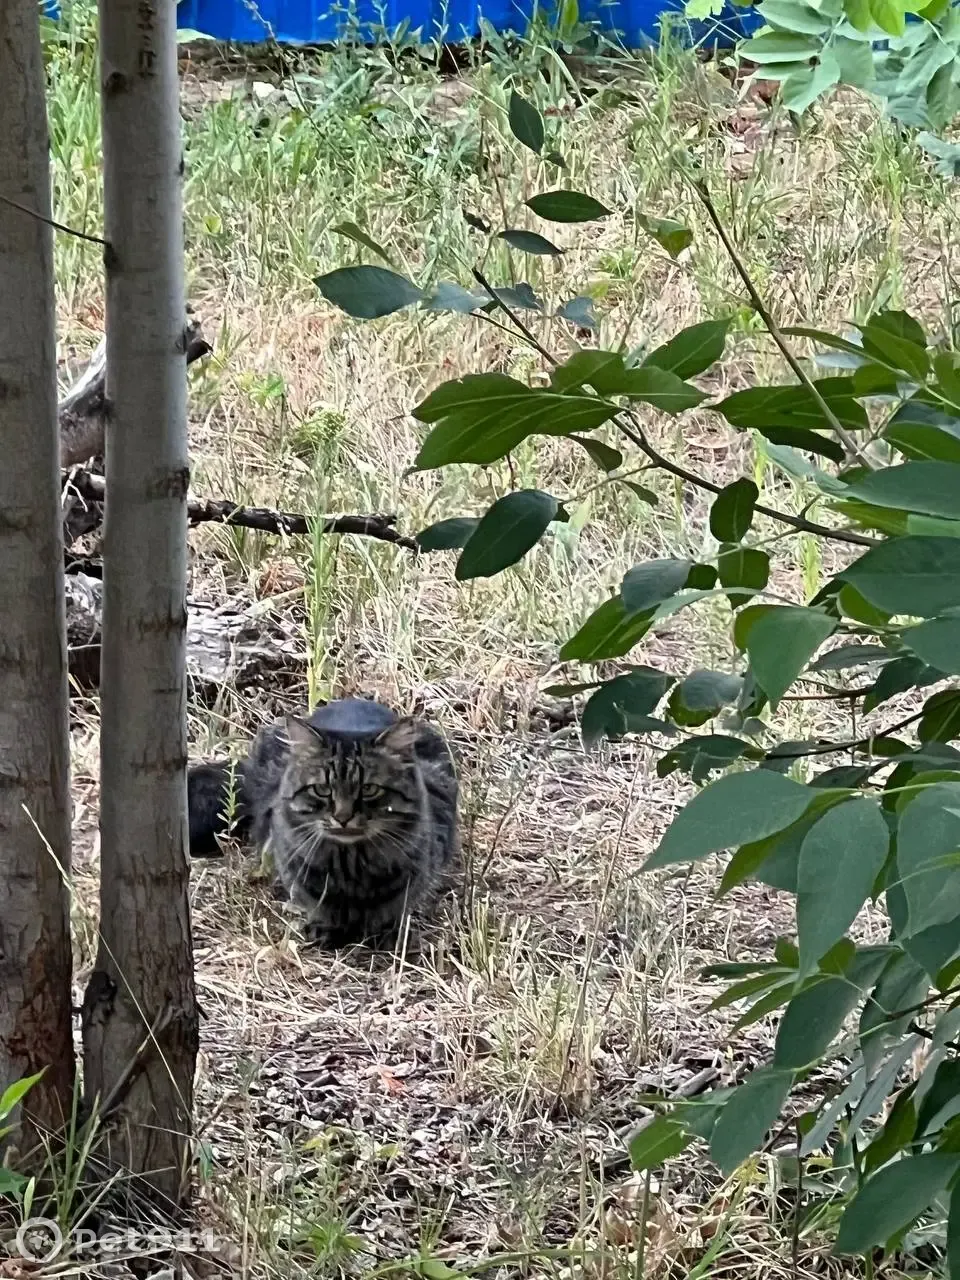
[40,4,960,1275]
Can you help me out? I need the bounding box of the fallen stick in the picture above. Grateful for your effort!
[69,471,418,550]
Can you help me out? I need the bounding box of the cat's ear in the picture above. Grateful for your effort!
[284,716,320,750]
[376,717,418,756]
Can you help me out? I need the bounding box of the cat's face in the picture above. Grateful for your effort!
[279,717,421,843]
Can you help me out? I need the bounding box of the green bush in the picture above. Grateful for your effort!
[316,86,960,1266]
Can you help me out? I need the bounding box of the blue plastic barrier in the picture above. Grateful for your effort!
[176,0,760,47]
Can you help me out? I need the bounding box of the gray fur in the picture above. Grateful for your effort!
[195,698,458,947]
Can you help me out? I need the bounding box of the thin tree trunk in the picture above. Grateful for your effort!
[0,1,75,1154]
[81,0,197,1208]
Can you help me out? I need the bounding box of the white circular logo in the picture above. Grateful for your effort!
[16,1217,63,1263]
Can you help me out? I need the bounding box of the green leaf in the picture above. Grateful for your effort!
[646,770,813,870]
[708,1068,795,1173]
[897,781,960,935]
[737,809,843,898]
[904,617,960,674]
[0,1071,44,1120]
[919,690,960,743]
[557,295,598,331]
[773,977,862,1069]
[865,656,937,713]
[622,480,659,506]
[417,1258,468,1280]
[415,517,479,551]
[709,969,790,1009]
[455,491,558,580]
[845,462,960,520]
[622,558,693,614]
[740,29,822,60]
[731,978,804,1032]
[810,644,891,672]
[581,669,674,745]
[330,220,393,264]
[560,596,654,662]
[869,0,906,34]
[859,311,930,380]
[718,547,771,605]
[927,60,960,131]
[498,229,563,256]
[842,537,960,617]
[797,799,890,975]
[755,425,846,465]
[315,265,422,319]
[837,584,891,627]
[833,33,876,85]
[916,1058,960,1136]
[716,378,868,433]
[0,1168,27,1197]
[757,0,832,32]
[629,1116,693,1169]
[637,213,693,258]
[550,351,706,412]
[863,1088,917,1174]
[782,326,870,361]
[413,374,616,469]
[836,1154,960,1254]
[642,317,731,380]
[526,190,611,223]
[834,498,910,537]
[917,131,960,178]
[860,954,930,1076]
[853,361,903,397]
[658,734,751,784]
[421,282,489,314]
[570,435,622,472]
[543,681,601,696]
[746,606,837,707]
[948,1178,960,1280]
[618,366,706,412]
[733,603,778,650]
[843,0,873,30]
[884,402,960,464]
[710,478,759,543]
[490,283,543,312]
[687,564,719,590]
[508,91,544,154]
[764,442,849,489]
[907,514,960,538]
[781,50,842,112]
[676,670,743,711]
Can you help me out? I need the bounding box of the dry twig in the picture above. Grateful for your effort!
[70,471,417,550]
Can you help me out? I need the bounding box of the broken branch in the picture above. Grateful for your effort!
[69,472,418,550]
[59,318,212,467]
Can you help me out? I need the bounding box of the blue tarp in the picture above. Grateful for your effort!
[176,0,760,47]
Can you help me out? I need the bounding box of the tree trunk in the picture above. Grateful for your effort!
[0,2,76,1155]
[81,0,197,1209]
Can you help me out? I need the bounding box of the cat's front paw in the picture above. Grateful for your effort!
[302,920,349,950]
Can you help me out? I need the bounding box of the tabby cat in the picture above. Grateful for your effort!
[187,698,459,948]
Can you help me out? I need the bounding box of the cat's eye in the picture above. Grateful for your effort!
[361,783,383,799]
[308,783,331,801]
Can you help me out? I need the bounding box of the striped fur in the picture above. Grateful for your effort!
[188,698,458,947]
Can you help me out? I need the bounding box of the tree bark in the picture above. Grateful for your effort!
[81,0,198,1209]
[0,2,76,1155]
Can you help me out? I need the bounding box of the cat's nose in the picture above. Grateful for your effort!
[333,802,353,826]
